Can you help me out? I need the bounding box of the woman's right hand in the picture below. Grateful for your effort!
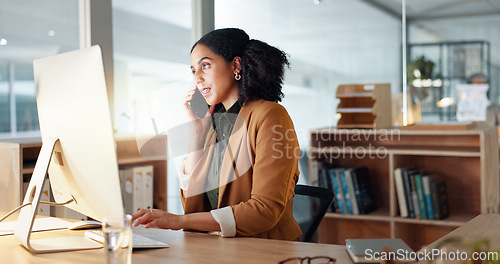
[183,86,215,136]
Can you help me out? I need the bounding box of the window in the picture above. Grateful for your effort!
[215,0,401,148]
[112,0,193,214]
[0,0,79,138]
[112,0,193,135]
[0,62,9,133]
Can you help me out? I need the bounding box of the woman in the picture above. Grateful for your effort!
[132,28,302,240]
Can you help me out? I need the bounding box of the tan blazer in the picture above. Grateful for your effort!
[181,99,302,240]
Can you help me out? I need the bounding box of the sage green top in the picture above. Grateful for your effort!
[206,100,242,210]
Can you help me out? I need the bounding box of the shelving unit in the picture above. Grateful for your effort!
[0,136,167,214]
[336,83,392,129]
[115,136,168,211]
[309,128,498,250]
[0,137,42,212]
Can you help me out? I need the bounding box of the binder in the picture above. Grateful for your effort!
[142,165,154,210]
[120,165,154,214]
[120,167,135,214]
[120,168,134,214]
[23,179,51,216]
[133,167,144,212]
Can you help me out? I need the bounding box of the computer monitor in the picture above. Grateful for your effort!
[14,45,124,253]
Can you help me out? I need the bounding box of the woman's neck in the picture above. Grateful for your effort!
[221,87,239,110]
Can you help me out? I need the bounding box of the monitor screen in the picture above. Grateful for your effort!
[33,45,123,221]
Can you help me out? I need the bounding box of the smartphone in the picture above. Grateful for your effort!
[189,88,209,118]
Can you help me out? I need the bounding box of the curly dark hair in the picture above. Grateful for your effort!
[191,28,289,103]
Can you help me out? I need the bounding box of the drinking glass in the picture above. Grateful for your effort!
[103,215,132,264]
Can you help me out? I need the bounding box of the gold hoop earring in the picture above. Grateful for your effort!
[235,72,241,81]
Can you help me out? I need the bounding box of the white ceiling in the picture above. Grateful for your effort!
[364,0,500,20]
[112,0,192,29]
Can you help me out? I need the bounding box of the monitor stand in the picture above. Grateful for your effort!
[14,138,102,253]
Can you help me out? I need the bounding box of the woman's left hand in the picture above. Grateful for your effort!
[131,209,184,230]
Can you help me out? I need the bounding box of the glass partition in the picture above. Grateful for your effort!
[0,0,79,138]
[215,0,402,147]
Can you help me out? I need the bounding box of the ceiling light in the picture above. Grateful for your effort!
[48,30,55,37]
[436,97,455,108]
[313,0,321,5]
[432,79,442,87]
[0,38,7,45]
[413,69,421,78]
[421,79,432,87]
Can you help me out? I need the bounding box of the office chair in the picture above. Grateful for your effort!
[293,184,334,243]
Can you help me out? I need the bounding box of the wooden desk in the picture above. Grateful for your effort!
[417,214,500,263]
[424,214,500,249]
[0,223,352,264]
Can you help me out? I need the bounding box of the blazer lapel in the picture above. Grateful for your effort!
[185,127,216,199]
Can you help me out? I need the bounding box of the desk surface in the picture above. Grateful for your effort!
[0,224,351,264]
[417,214,500,263]
[424,214,500,248]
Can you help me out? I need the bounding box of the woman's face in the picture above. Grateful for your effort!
[190,44,239,107]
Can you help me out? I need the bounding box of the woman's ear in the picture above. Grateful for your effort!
[232,56,242,73]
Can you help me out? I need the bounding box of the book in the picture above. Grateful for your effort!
[409,173,421,219]
[309,159,321,187]
[322,168,338,213]
[339,168,354,214]
[345,238,415,263]
[414,174,428,219]
[401,169,415,218]
[431,180,450,220]
[318,167,329,189]
[350,167,377,215]
[344,168,360,214]
[421,175,435,220]
[330,168,346,214]
[319,167,337,212]
[394,168,408,217]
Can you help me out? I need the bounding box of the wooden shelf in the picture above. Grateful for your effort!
[310,147,481,158]
[390,149,480,157]
[324,212,474,227]
[336,83,392,129]
[334,124,374,129]
[0,136,168,214]
[22,167,35,175]
[393,213,476,227]
[336,92,373,98]
[117,156,166,165]
[310,128,499,250]
[325,208,391,222]
[116,136,168,211]
[336,108,374,113]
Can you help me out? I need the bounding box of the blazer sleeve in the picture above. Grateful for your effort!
[231,103,300,236]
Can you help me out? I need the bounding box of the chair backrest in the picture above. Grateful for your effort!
[293,184,334,243]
